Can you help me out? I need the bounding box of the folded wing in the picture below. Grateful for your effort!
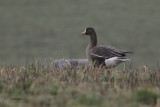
[90,45,127,59]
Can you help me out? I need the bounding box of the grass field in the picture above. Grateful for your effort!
[0,1,160,107]
[0,0,160,66]
[0,62,160,107]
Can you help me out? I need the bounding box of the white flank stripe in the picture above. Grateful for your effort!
[90,53,106,58]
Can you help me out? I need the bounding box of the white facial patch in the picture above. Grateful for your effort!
[83,29,86,33]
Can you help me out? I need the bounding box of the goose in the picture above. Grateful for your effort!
[81,27,132,68]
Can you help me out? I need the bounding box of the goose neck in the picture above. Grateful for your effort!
[89,32,97,47]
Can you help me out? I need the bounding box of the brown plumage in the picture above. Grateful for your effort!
[81,27,132,68]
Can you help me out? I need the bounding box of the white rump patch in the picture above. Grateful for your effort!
[105,57,131,68]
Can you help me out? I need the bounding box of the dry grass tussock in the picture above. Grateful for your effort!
[0,61,160,107]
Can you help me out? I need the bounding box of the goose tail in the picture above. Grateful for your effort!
[124,51,133,54]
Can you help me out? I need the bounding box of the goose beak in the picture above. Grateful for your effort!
[81,31,85,35]
[81,29,86,35]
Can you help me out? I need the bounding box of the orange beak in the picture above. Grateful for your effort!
[81,31,85,35]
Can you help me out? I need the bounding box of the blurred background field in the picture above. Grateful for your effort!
[0,0,160,67]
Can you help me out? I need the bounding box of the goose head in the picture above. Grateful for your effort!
[81,27,96,36]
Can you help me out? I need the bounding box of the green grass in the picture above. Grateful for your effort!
[0,0,160,66]
[132,89,159,105]
[0,62,160,107]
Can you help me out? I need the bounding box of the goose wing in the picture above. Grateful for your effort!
[90,45,127,60]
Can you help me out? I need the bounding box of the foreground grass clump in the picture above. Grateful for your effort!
[0,63,160,107]
[132,89,159,105]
